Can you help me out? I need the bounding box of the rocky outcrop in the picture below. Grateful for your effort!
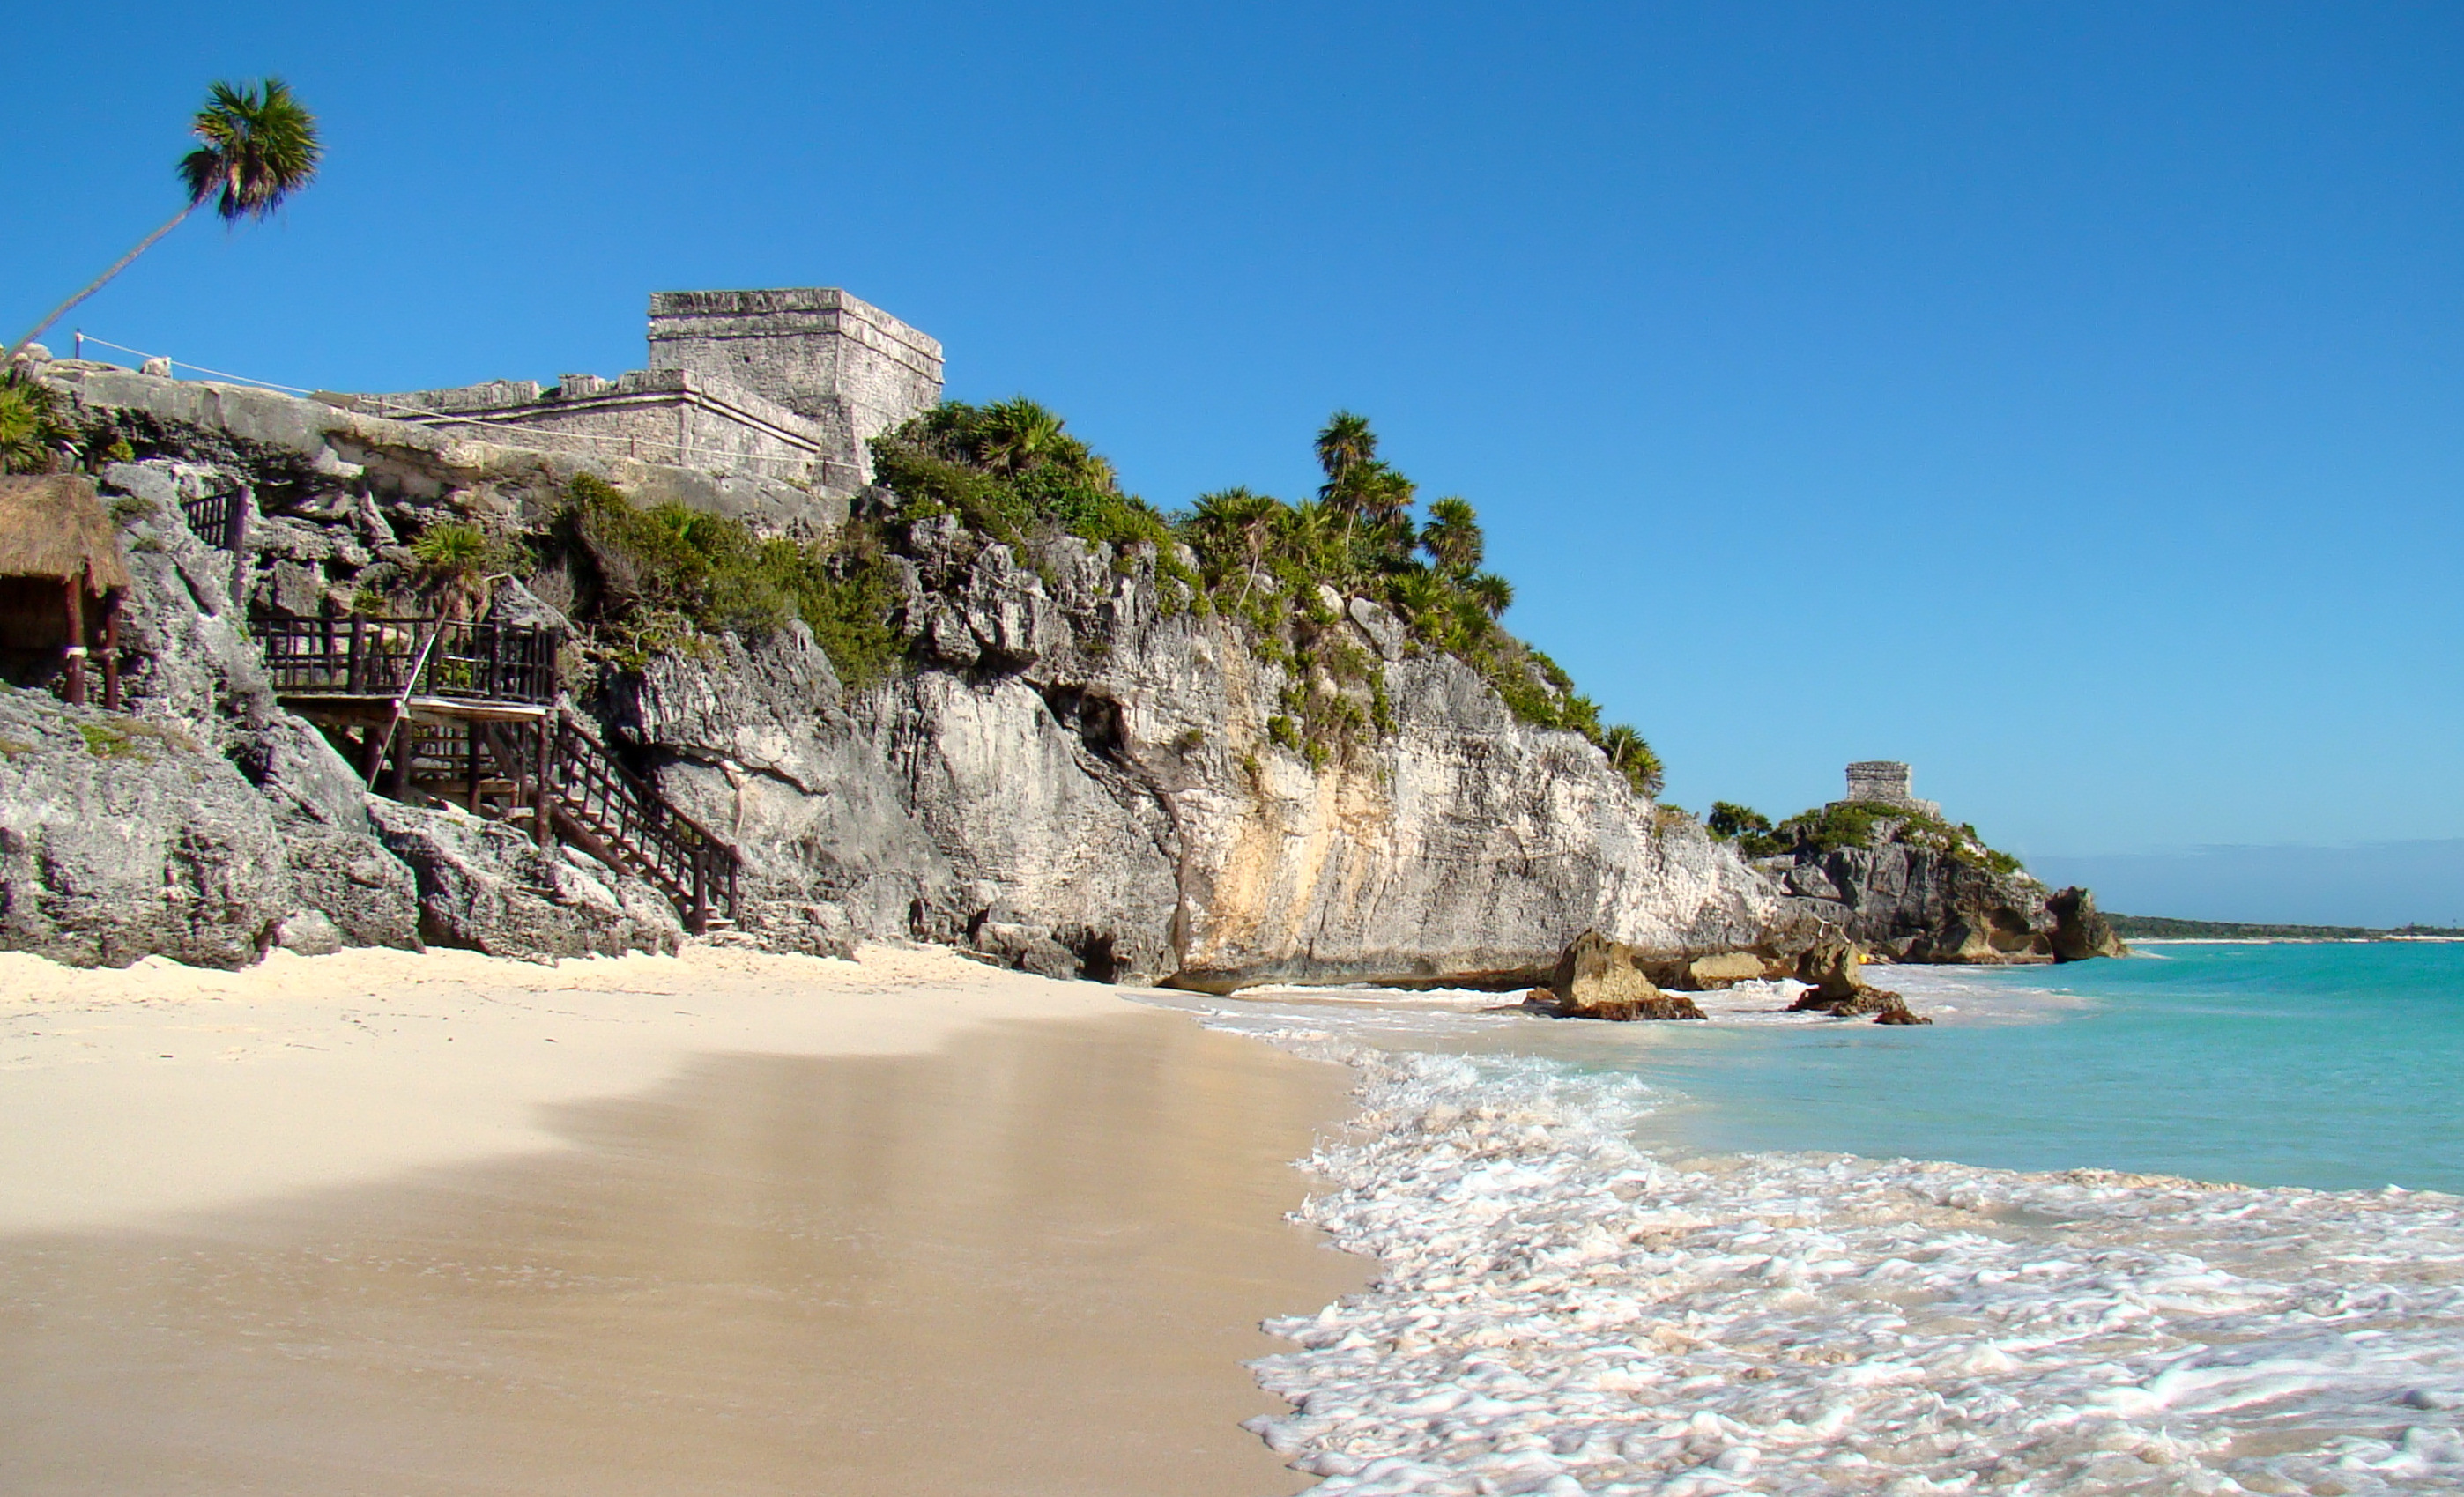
[367,801,683,961]
[2047,886,2127,961]
[1785,932,1933,1024]
[0,692,286,968]
[1761,838,2124,967]
[1542,930,1707,1021]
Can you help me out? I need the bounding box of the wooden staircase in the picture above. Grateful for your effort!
[257,614,741,934]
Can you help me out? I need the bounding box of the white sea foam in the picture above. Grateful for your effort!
[1185,1003,2464,1495]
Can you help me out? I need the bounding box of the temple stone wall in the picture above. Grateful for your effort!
[347,286,943,497]
[1838,760,1943,818]
[647,288,944,479]
[350,369,851,490]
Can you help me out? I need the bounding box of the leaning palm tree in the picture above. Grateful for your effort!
[6,78,322,364]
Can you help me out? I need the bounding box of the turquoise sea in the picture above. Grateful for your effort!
[1176,942,2464,1491]
[1587,939,2464,1194]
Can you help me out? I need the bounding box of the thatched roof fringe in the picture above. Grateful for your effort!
[0,475,133,593]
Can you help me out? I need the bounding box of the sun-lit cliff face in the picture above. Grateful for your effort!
[0,363,1779,981]
[5,359,2111,982]
[620,508,1782,988]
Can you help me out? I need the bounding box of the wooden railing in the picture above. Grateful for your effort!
[253,617,559,705]
[180,492,248,552]
[544,716,739,931]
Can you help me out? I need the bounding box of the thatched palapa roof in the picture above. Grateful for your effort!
[0,475,132,593]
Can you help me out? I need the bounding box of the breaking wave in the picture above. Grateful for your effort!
[1211,1026,2464,1495]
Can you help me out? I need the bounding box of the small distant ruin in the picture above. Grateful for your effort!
[344,288,944,493]
[1833,760,1942,819]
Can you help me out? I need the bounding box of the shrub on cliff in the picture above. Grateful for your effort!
[1772,800,2026,876]
[0,374,75,474]
[1706,802,1791,857]
[870,398,1177,556]
[546,475,907,687]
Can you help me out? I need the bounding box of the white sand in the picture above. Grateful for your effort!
[0,943,1369,1496]
[0,943,1125,1234]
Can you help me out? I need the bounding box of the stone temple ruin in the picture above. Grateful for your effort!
[1833,760,1943,819]
[342,288,944,493]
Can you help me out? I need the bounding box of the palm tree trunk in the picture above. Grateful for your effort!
[6,201,200,364]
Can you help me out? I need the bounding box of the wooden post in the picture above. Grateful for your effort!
[385,720,413,799]
[465,720,482,812]
[61,580,85,707]
[533,719,554,848]
[100,595,121,711]
[346,615,365,693]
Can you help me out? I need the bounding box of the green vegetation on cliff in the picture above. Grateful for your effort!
[1708,797,2026,875]
[541,474,904,687]
[487,399,1666,793]
[868,401,1665,792]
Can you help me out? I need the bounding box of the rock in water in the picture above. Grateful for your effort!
[1788,930,1929,1020]
[1681,950,1773,989]
[1548,930,1707,1020]
[1790,931,1870,1005]
[2047,886,2129,961]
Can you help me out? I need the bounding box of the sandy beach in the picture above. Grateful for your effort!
[0,945,1367,1495]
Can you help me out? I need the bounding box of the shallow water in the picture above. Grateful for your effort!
[1159,943,2464,1494]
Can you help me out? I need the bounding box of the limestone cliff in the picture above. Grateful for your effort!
[611,513,1777,988]
[2,360,2060,985]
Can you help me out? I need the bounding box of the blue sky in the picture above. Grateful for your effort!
[9,3,2461,900]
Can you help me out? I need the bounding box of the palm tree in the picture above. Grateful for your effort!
[0,375,74,474]
[975,397,1067,477]
[1420,497,1484,578]
[1188,486,1281,602]
[1314,411,1377,486]
[411,522,502,623]
[1599,724,1666,798]
[1270,499,1341,575]
[7,79,323,364]
[1465,570,1514,619]
[1385,568,1453,647]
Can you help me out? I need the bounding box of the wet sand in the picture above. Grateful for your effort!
[0,946,1367,1495]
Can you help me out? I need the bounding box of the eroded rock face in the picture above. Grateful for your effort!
[605,520,1786,989]
[0,692,286,969]
[367,801,682,961]
[1757,842,2125,966]
[2048,886,2127,961]
[1785,931,1934,1023]
[1546,930,1707,1021]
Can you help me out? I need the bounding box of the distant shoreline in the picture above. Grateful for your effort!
[2111,915,2464,942]
[2129,935,2464,945]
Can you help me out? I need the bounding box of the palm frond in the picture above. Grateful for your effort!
[180,77,322,222]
